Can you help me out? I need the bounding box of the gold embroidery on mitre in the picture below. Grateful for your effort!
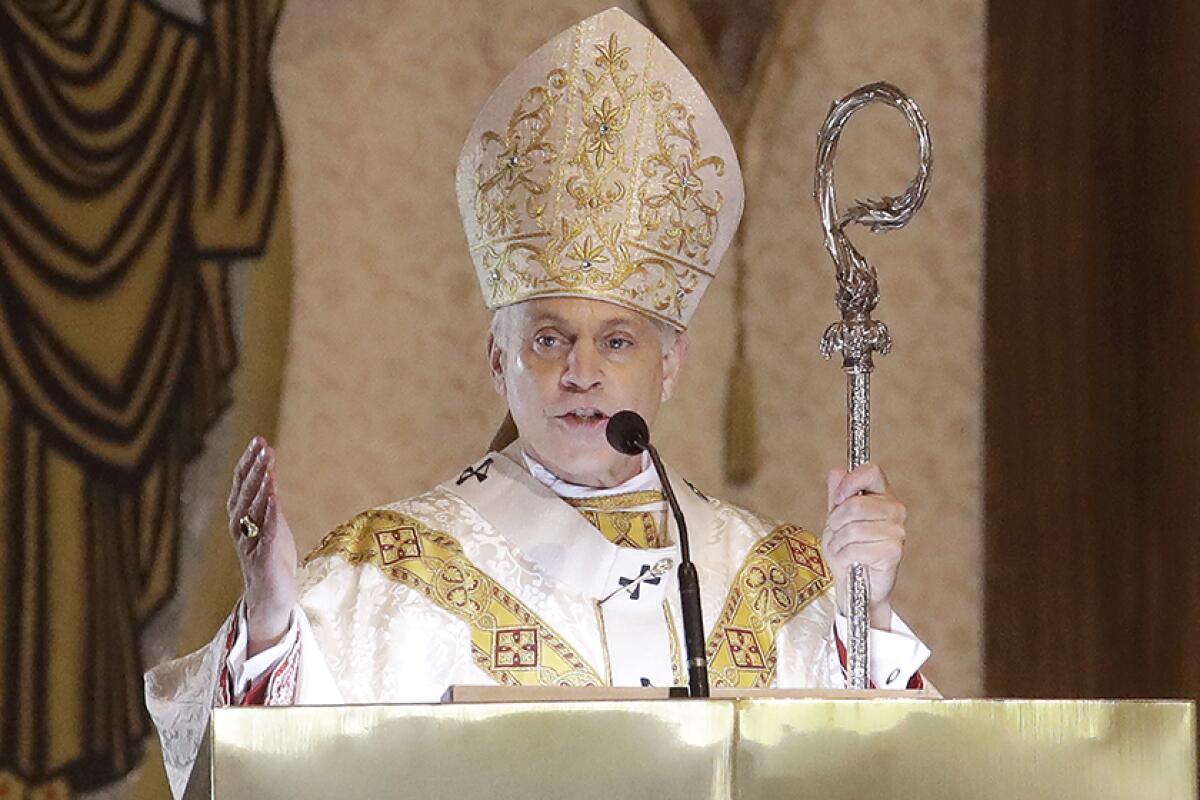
[705,524,832,688]
[457,8,743,329]
[306,509,604,688]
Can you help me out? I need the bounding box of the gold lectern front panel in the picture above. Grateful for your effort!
[202,698,1196,800]
[740,698,1197,800]
[211,701,734,800]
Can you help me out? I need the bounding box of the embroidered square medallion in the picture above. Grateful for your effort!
[493,627,540,669]
[725,627,766,670]
[375,526,422,565]
[784,534,827,577]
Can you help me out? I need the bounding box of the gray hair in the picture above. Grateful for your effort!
[489,304,680,356]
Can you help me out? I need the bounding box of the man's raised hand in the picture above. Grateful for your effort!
[227,436,298,656]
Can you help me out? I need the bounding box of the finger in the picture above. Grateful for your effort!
[823,513,900,544]
[826,534,903,564]
[832,462,890,506]
[228,437,266,513]
[264,491,279,536]
[824,522,905,560]
[826,468,848,514]
[826,494,905,533]
[824,515,907,546]
[233,437,264,490]
[232,448,270,521]
[239,480,270,553]
[824,529,896,560]
[247,457,273,526]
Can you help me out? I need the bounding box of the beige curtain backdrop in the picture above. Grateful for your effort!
[266,0,984,696]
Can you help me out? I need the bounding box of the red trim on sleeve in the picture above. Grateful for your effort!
[215,602,301,706]
[264,634,301,705]
[240,670,273,706]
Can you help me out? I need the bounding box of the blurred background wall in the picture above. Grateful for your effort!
[0,1,292,798]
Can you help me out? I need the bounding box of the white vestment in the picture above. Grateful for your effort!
[145,447,930,798]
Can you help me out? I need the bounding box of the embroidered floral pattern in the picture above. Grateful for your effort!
[462,13,739,327]
[706,524,831,688]
[307,509,604,688]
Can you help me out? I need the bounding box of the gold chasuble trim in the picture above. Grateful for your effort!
[306,510,604,688]
[705,524,832,688]
[578,510,668,549]
[564,491,670,548]
[562,490,665,511]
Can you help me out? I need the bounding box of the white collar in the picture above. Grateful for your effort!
[520,450,660,498]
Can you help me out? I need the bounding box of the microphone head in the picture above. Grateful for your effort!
[606,410,650,456]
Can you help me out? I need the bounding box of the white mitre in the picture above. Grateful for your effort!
[455,7,744,329]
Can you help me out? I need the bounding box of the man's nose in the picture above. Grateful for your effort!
[562,341,603,392]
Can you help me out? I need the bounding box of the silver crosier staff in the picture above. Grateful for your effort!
[813,82,932,690]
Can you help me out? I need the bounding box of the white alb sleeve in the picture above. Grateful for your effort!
[224,602,298,701]
[834,611,930,689]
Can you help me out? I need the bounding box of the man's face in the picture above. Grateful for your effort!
[489,297,688,487]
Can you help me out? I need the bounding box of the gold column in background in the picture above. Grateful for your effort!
[0,1,291,797]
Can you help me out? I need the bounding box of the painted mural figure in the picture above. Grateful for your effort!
[145,10,932,798]
[0,0,287,797]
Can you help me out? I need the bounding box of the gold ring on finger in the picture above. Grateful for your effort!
[238,515,260,539]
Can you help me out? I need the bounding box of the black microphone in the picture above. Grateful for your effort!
[605,409,650,456]
[605,411,710,698]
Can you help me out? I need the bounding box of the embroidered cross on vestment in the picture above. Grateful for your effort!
[617,564,663,601]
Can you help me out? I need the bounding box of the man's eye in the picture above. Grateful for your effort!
[607,337,634,350]
[534,334,560,348]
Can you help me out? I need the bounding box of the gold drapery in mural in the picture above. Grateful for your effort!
[0,0,287,795]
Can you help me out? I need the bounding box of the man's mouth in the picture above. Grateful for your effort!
[556,408,610,429]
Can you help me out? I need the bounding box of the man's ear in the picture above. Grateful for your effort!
[487,333,507,397]
[660,331,690,402]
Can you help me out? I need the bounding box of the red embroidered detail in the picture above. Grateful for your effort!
[217,601,301,706]
[375,526,422,565]
[493,627,539,668]
[265,635,301,705]
[725,627,767,670]
[241,670,272,705]
[784,533,828,578]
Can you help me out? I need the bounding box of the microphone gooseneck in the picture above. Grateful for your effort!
[604,411,710,698]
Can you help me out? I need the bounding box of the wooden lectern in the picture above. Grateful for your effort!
[183,689,1195,799]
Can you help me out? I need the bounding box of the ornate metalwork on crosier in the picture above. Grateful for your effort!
[818,317,893,372]
[846,562,871,688]
[815,82,932,334]
[813,81,932,691]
